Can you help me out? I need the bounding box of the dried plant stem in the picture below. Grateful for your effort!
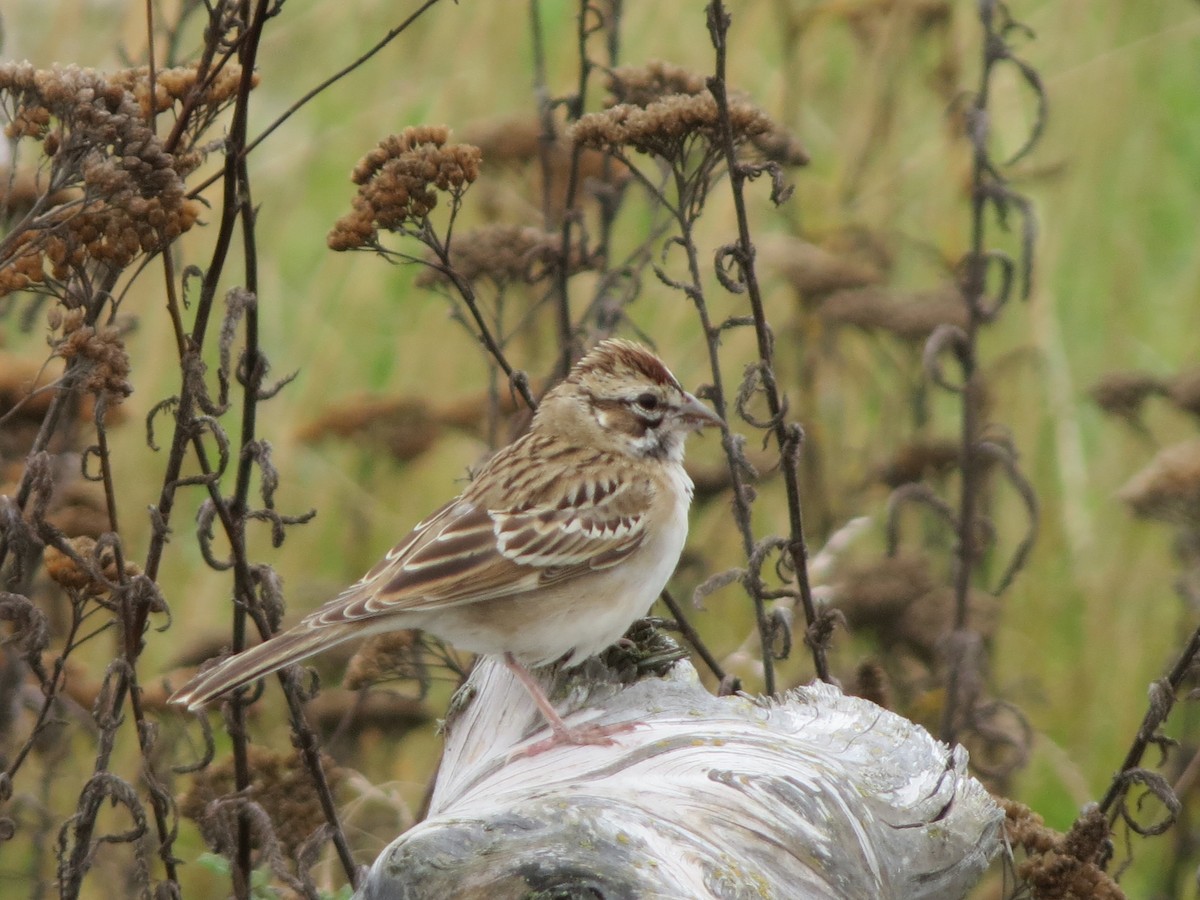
[60,0,281,890]
[1099,622,1200,815]
[529,0,553,231]
[951,5,995,635]
[591,0,625,271]
[665,174,769,689]
[224,9,273,885]
[0,263,120,574]
[924,0,1043,746]
[3,614,82,780]
[528,0,576,376]
[425,235,538,411]
[161,0,235,153]
[659,588,728,683]
[94,403,183,884]
[144,0,158,136]
[189,0,447,199]
[706,0,828,685]
[597,88,788,691]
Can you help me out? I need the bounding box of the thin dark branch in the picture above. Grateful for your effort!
[706,0,828,685]
[936,0,1042,747]
[659,588,728,684]
[188,0,447,198]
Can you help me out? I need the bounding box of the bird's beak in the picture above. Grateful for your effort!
[680,391,723,429]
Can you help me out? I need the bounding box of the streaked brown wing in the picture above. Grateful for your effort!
[303,482,650,627]
[492,507,643,569]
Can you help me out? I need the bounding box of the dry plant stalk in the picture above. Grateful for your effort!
[867,0,1042,767]
[560,8,819,692]
[6,0,1182,896]
[0,0,455,894]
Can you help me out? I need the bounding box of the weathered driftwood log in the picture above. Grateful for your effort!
[356,647,1002,899]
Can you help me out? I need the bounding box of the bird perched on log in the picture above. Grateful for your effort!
[170,339,721,753]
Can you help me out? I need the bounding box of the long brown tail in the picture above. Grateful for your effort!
[168,622,358,711]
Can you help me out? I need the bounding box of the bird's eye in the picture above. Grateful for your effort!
[635,392,660,410]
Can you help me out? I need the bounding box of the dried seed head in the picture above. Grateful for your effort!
[834,554,937,627]
[0,63,203,296]
[579,60,806,165]
[343,630,423,690]
[873,439,961,488]
[44,536,138,596]
[0,349,126,464]
[328,126,481,250]
[1167,367,1200,420]
[896,586,999,662]
[180,746,344,858]
[108,63,254,126]
[819,284,968,341]
[1120,439,1200,529]
[298,396,441,462]
[415,223,592,288]
[0,166,62,223]
[44,538,99,593]
[1088,371,1166,422]
[0,354,54,422]
[850,659,891,709]
[463,115,629,218]
[763,236,881,303]
[570,92,776,159]
[1001,799,1124,899]
[606,61,709,107]
[463,116,542,165]
[52,311,132,403]
[748,125,810,166]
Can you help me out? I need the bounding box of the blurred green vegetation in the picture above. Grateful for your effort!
[2,0,1199,896]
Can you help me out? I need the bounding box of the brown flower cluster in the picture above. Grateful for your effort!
[327,125,482,251]
[49,307,132,402]
[0,63,202,296]
[570,60,806,165]
[872,438,960,488]
[0,168,65,224]
[415,223,592,288]
[343,630,424,691]
[463,115,629,219]
[606,61,708,108]
[763,235,882,303]
[1119,439,1200,530]
[833,554,999,665]
[1089,366,1200,426]
[108,63,252,125]
[1088,371,1165,422]
[180,746,344,859]
[1167,367,1200,419]
[44,536,139,597]
[1001,799,1125,899]
[571,91,776,160]
[819,284,968,342]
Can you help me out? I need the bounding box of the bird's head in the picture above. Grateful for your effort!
[538,339,722,461]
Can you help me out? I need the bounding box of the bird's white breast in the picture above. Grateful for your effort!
[562,461,694,662]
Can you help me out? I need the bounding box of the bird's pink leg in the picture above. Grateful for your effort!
[502,653,635,757]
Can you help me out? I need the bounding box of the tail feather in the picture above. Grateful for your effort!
[169,623,357,710]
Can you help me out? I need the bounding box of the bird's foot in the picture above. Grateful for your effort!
[512,720,639,759]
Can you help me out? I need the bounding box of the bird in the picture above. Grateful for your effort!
[169,339,722,752]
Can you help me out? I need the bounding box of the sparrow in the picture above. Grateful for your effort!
[169,339,721,751]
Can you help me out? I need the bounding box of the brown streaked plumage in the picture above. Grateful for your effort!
[169,339,720,751]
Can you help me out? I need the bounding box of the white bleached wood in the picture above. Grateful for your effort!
[356,655,1002,899]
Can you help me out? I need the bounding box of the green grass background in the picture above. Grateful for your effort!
[3,0,1200,896]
